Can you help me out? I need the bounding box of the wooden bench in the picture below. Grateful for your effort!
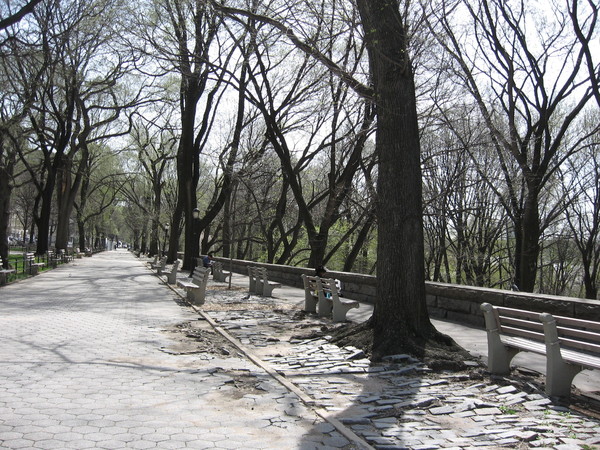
[58,249,74,263]
[302,274,359,322]
[151,256,167,275]
[212,261,231,283]
[0,256,15,285]
[148,255,159,267]
[177,267,210,305]
[46,250,61,268]
[255,267,281,297]
[480,302,600,397]
[24,252,44,275]
[166,259,180,285]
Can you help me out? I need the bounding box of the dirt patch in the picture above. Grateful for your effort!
[161,321,240,357]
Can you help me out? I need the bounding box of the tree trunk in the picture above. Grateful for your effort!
[519,186,541,292]
[36,176,55,255]
[356,0,435,358]
[0,153,14,268]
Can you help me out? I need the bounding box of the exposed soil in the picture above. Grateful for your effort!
[163,304,600,420]
[161,320,241,357]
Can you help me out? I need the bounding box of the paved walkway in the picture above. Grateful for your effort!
[0,249,599,450]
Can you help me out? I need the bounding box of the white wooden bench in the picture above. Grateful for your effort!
[58,249,74,263]
[165,259,180,285]
[177,267,210,305]
[24,252,44,275]
[212,261,231,283]
[480,302,600,397]
[301,275,359,322]
[46,250,61,268]
[255,267,281,297]
[151,256,167,275]
[0,256,15,285]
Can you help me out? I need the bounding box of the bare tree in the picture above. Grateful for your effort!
[562,130,600,299]
[429,0,599,292]
[126,112,177,256]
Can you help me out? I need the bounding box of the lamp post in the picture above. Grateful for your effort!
[191,208,200,276]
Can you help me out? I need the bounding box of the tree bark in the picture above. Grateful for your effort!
[356,0,435,357]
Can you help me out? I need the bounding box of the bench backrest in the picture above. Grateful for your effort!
[541,313,600,355]
[24,252,36,263]
[487,305,545,343]
[302,275,339,298]
[192,267,210,287]
[256,267,268,281]
[302,274,319,293]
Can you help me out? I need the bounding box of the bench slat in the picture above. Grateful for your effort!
[495,306,541,320]
[556,326,600,345]
[560,348,600,369]
[558,337,600,354]
[554,315,600,332]
[501,336,547,354]
[500,325,545,342]
[498,316,544,333]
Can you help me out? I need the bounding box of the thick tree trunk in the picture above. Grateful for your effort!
[0,162,13,268]
[55,159,74,250]
[357,0,434,357]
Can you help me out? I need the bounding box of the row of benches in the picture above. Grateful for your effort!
[0,250,79,285]
[150,256,597,398]
[155,259,358,323]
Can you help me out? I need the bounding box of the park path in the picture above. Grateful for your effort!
[2,249,600,449]
[0,249,351,449]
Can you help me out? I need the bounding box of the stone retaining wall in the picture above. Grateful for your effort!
[214,257,600,326]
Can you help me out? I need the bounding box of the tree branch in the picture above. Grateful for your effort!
[208,1,374,100]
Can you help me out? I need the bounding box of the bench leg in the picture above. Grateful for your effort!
[186,287,206,305]
[304,294,317,313]
[485,330,519,375]
[167,273,177,285]
[263,285,277,297]
[545,342,582,397]
[317,297,332,317]
[332,303,358,322]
